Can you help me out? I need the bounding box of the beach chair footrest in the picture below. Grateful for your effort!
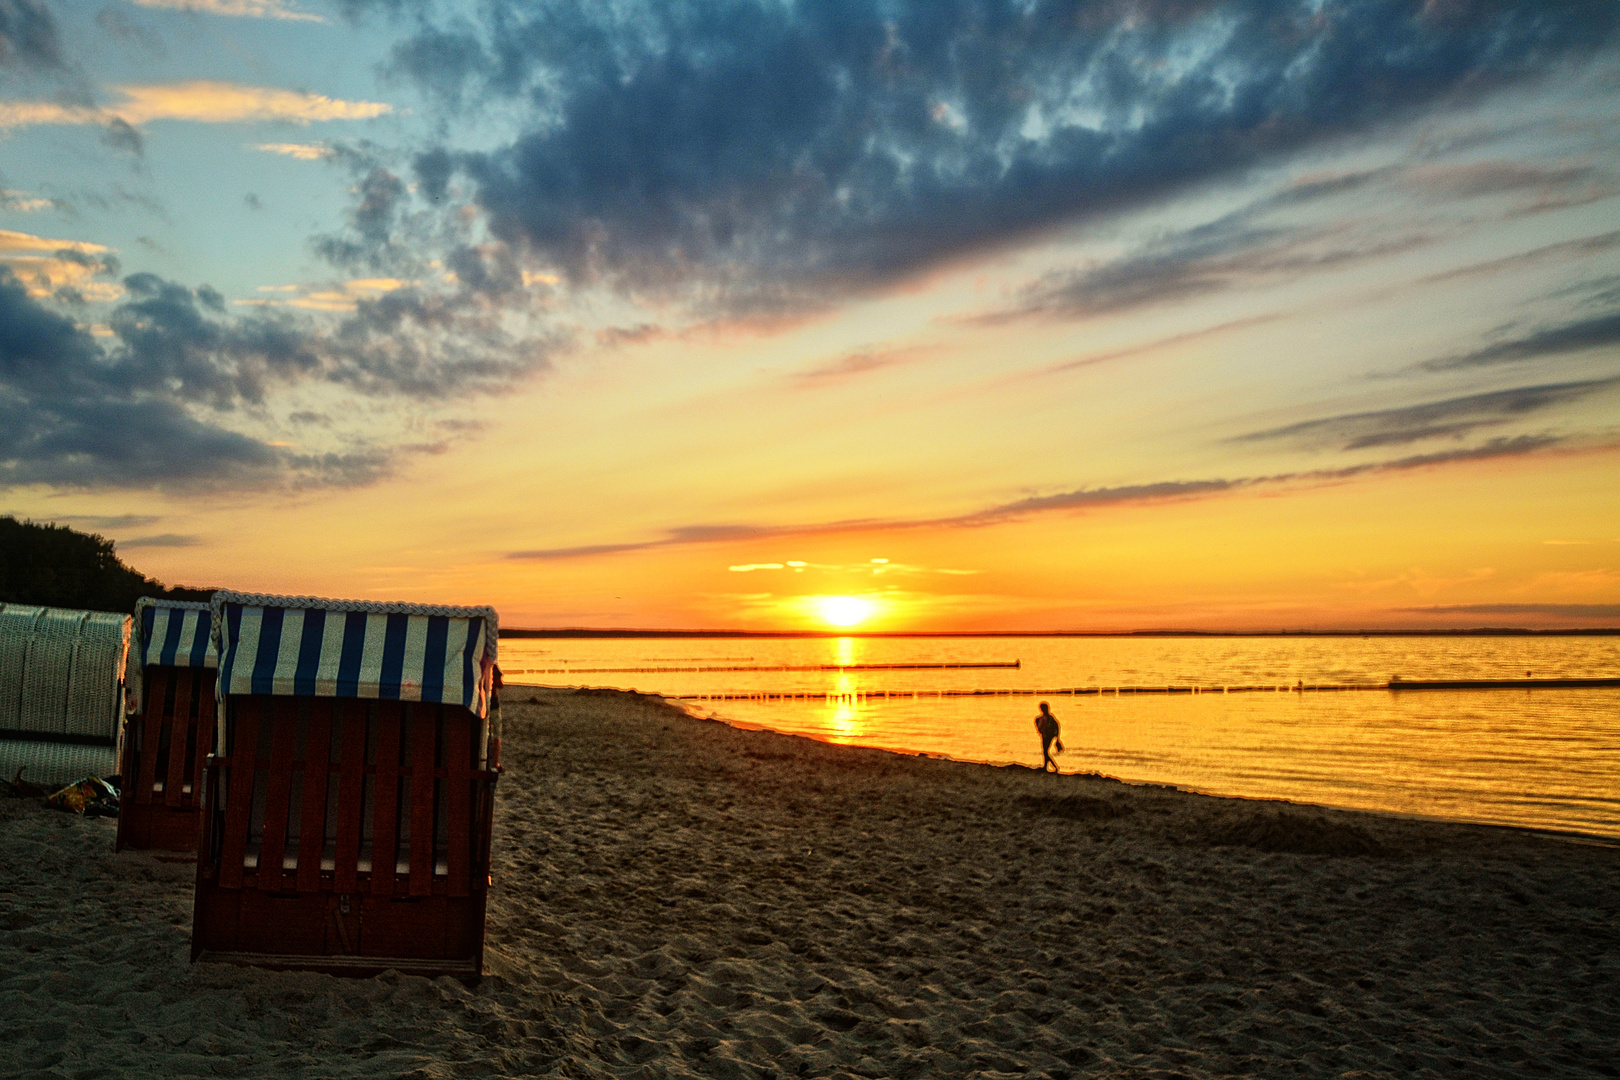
[193,949,481,983]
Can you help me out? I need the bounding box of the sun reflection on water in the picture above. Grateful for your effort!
[824,636,865,741]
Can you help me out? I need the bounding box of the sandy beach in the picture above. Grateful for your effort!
[3,688,1617,1079]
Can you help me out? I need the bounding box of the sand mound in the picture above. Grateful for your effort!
[1015,793,1134,821]
[1205,808,1386,857]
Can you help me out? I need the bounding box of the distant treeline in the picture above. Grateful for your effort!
[0,516,215,615]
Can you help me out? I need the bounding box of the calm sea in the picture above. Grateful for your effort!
[499,635,1620,839]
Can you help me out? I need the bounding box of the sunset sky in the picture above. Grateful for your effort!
[2,0,1618,631]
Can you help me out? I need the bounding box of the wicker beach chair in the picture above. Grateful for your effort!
[0,604,131,789]
[190,591,501,982]
[115,598,216,852]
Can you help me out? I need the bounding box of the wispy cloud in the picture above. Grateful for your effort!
[1398,604,1620,619]
[1422,312,1620,371]
[1233,379,1620,451]
[0,189,56,212]
[793,345,927,386]
[727,558,979,576]
[0,82,391,129]
[233,277,416,312]
[1416,230,1620,287]
[970,154,1604,327]
[130,0,323,22]
[1402,161,1609,202]
[117,532,202,547]
[0,228,120,299]
[0,229,109,256]
[995,210,1434,322]
[252,141,332,160]
[506,433,1578,561]
[1020,316,1282,380]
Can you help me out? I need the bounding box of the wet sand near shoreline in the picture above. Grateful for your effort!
[3,687,1617,1078]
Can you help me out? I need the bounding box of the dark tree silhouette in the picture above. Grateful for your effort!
[0,516,215,614]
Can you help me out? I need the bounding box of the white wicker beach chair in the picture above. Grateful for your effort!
[0,604,132,787]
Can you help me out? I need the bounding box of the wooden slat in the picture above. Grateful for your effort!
[296,697,334,892]
[134,666,171,807]
[407,702,438,896]
[333,699,367,894]
[218,696,260,890]
[370,703,402,896]
[191,674,216,810]
[256,696,299,892]
[162,667,195,808]
[443,707,472,898]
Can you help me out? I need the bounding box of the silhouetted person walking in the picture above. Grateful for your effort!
[1035,701,1061,772]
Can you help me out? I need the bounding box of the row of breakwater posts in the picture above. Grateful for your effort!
[671,676,1620,702]
[501,662,1026,674]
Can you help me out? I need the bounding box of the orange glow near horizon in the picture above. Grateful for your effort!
[72,421,1620,634]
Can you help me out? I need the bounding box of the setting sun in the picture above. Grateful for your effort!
[815,595,876,628]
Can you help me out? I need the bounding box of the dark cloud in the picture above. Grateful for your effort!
[0,264,559,491]
[361,0,1616,311]
[105,272,323,409]
[388,24,487,111]
[0,392,283,490]
[325,285,559,396]
[314,166,412,274]
[1399,604,1620,619]
[1424,311,1620,371]
[1234,378,1618,451]
[117,533,201,548]
[0,270,289,488]
[0,0,63,71]
[506,429,1574,560]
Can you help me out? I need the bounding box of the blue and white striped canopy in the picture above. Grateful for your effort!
[135,598,215,670]
[211,592,499,718]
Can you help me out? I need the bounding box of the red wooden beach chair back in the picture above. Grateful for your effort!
[190,592,500,982]
[116,665,215,851]
[117,599,216,852]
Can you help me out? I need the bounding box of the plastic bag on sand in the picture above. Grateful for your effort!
[45,776,120,817]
